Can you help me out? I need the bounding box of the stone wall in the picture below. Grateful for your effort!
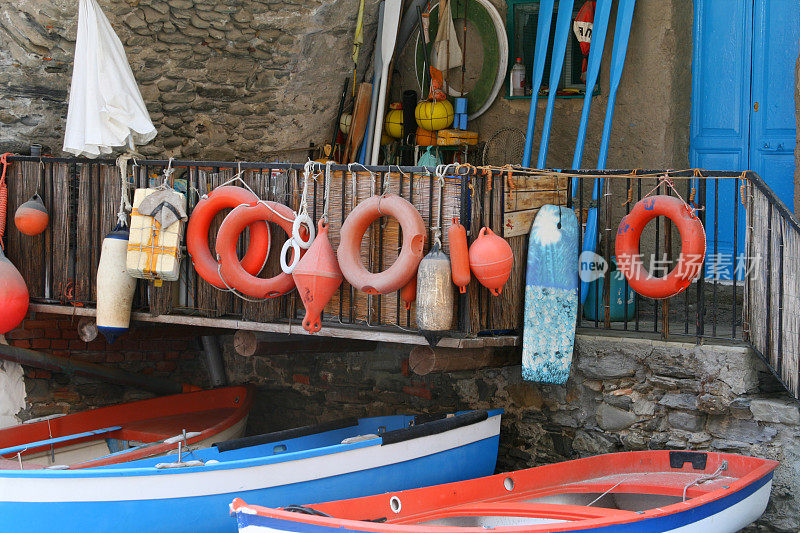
[2,313,206,422]
[0,0,377,160]
[221,333,799,532]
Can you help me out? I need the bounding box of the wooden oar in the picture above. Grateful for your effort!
[370,0,403,166]
[520,0,555,167]
[344,82,373,163]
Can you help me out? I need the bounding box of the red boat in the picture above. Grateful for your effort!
[0,385,253,469]
[231,450,778,533]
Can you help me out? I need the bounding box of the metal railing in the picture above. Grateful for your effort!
[4,156,796,396]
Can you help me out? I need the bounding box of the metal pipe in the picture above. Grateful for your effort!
[200,336,227,388]
[0,343,194,396]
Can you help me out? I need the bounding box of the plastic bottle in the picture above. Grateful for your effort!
[510,57,525,97]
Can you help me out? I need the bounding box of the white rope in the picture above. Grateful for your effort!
[115,152,137,225]
[211,172,294,224]
[323,160,333,222]
[682,460,728,502]
[160,157,175,188]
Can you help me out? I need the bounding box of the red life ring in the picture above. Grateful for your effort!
[616,195,706,299]
[187,186,271,289]
[215,201,300,298]
[337,194,426,294]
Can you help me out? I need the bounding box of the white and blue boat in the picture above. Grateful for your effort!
[0,409,502,533]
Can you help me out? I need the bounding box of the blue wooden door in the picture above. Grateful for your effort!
[750,0,799,207]
[690,0,798,278]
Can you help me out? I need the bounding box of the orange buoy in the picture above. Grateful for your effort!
[448,218,470,293]
[14,194,48,236]
[187,186,271,289]
[216,201,299,298]
[468,227,513,295]
[0,248,29,335]
[616,195,706,299]
[292,220,343,333]
[338,194,426,295]
[400,275,417,310]
[416,127,437,147]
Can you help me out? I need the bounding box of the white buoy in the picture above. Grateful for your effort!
[96,223,136,344]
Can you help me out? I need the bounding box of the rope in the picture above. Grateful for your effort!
[115,152,137,226]
[322,160,333,222]
[0,153,11,251]
[682,460,728,502]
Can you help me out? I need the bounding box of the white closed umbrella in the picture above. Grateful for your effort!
[63,0,156,158]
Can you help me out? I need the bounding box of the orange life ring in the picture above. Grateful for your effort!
[338,194,426,294]
[187,186,271,289]
[215,201,299,298]
[616,195,706,299]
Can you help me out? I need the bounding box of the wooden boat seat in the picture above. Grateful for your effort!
[0,458,44,470]
[118,408,234,442]
[414,502,640,523]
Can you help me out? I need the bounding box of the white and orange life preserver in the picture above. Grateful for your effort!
[215,201,300,298]
[616,195,705,299]
[187,186,271,289]
[337,194,426,295]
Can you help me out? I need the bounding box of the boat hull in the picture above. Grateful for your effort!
[0,412,501,533]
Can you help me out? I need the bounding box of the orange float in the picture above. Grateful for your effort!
[338,194,426,295]
[448,218,470,293]
[215,201,299,298]
[400,275,417,310]
[14,194,49,236]
[292,220,343,333]
[415,127,436,147]
[187,186,271,289]
[0,249,28,335]
[616,195,706,299]
[468,227,513,295]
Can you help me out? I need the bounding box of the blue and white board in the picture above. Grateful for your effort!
[522,205,578,384]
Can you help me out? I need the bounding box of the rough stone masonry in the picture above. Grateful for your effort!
[0,0,378,160]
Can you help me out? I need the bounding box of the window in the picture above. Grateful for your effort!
[505,0,600,99]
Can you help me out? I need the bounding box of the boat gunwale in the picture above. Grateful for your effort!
[230,451,778,533]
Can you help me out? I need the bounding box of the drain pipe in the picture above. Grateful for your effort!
[200,336,227,387]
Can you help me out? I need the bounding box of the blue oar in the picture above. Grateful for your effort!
[521,0,555,167]
[536,0,574,169]
[569,0,613,197]
[580,0,636,303]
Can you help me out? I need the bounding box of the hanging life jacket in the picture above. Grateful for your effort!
[573,1,596,83]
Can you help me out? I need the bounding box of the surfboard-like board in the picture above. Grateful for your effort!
[522,205,579,384]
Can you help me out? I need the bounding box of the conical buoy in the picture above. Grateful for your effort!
[448,218,470,293]
[416,240,454,346]
[292,220,343,333]
[468,227,513,296]
[14,194,48,236]
[96,223,137,343]
[0,248,29,335]
[400,275,417,310]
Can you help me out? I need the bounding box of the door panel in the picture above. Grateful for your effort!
[749,0,799,209]
[690,0,752,269]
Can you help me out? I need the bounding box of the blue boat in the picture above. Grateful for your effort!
[0,409,502,533]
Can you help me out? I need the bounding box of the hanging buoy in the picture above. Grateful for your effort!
[468,227,513,295]
[338,194,426,294]
[416,240,454,345]
[292,220,343,333]
[384,103,404,139]
[448,218,470,293]
[400,275,417,310]
[14,194,49,236]
[96,223,137,343]
[0,248,29,335]
[415,100,454,131]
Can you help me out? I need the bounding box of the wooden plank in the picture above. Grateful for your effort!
[75,164,93,302]
[505,189,567,211]
[503,208,542,238]
[29,302,521,348]
[51,163,71,303]
[503,174,570,191]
